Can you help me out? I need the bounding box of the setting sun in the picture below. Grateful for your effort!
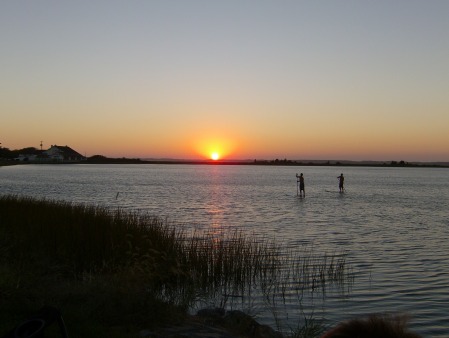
[191,135,237,160]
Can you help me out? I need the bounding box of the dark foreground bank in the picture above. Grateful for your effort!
[0,195,352,337]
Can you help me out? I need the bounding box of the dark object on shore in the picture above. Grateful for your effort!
[197,308,283,338]
[1,306,68,338]
[321,314,421,338]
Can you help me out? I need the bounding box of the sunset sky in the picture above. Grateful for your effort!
[1,1,448,161]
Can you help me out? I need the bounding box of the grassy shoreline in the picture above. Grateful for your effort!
[0,195,352,337]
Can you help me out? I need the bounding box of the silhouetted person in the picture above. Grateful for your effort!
[296,173,305,197]
[321,314,421,338]
[338,173,344,192]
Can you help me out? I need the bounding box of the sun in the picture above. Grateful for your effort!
[192,135,236,160]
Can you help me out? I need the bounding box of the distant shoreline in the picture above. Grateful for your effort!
[3,158,447,168]
[84,156,449,168]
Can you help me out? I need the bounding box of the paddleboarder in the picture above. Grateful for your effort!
[296,173,305,197]
[338,173,344,193]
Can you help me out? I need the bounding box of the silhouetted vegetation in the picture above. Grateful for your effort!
[86,155,144,164]
[0,146,40,160]
[0,195,351,337]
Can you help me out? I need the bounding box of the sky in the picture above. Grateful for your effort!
[1,1,448,162]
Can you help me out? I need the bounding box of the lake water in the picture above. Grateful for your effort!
[1,164,449,336]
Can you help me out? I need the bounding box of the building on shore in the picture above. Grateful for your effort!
[16,145,85,163]
[45,145,85,162]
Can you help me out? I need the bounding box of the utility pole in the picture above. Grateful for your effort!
[40,141,43,151]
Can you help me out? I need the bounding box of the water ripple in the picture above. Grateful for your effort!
[1,164,449,336]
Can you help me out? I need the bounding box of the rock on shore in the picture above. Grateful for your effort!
[141,308,283,338]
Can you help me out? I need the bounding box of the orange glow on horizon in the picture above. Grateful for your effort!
[192,135,236,160]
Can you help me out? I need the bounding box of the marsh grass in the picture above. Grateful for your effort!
[0,195,352,337]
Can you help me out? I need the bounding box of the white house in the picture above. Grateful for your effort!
[44,145,85,162]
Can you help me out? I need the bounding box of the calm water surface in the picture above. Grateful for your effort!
[1,164,449,336]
